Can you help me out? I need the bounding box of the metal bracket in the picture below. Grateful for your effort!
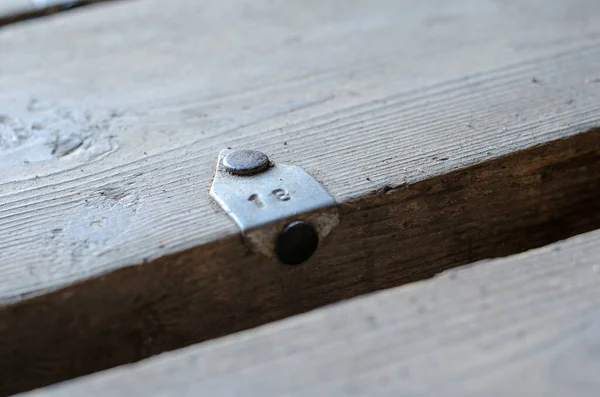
[210,149,338,264]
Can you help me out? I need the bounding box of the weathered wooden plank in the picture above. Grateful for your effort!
[20,229,600,397]
[5,130,600,396]
[3,0,600,303]
[2,0,600,394]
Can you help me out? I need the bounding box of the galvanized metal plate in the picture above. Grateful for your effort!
[210,149,338,260]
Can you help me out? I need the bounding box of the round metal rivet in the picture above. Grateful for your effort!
[276,221,319,265]
[223,149,270,176]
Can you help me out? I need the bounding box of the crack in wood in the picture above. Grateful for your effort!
[0,0,119,28]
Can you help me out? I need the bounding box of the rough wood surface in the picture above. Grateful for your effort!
[2,0,600,394]
[20,229,600,397]
[3,0,600,305]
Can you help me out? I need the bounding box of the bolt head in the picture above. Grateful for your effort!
[276,221,319,265]
[223,149,270,176]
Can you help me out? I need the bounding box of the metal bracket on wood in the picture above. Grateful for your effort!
[210,149,338,265]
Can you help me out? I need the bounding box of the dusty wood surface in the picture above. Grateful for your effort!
[2,0,600,394]
[20,230,600,397]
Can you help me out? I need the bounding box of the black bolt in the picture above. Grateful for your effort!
[276,221,319,265]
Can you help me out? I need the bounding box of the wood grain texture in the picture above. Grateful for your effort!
[2,0,600,303]
[3,129,600,396]
[2,0,600,394]
[20,229,600,397]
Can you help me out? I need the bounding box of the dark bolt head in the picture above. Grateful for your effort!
[276,221,319,265]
